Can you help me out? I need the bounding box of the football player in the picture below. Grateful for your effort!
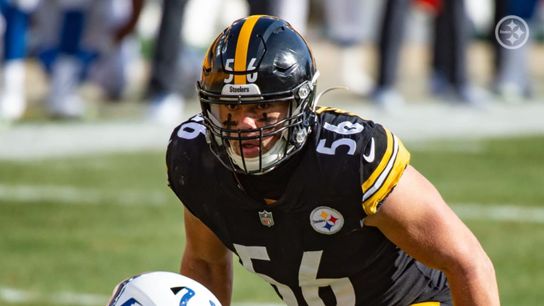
[0,0,40,121]
[166,15,499,306]
[33,0,143,118]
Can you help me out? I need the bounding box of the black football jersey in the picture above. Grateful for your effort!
[166,107,451,306]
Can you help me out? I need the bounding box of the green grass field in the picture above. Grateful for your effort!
[1,135,543,305]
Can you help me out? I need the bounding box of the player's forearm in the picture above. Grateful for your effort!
[446,255,500,306]
[181,255,233,305]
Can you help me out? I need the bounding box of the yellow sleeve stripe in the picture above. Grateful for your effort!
[315,106,329,114]
[362,129,394,192]
[315,106,358,117]
[362,134,410,215]
[234,15,262,84]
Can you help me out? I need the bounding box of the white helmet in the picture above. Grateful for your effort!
[107,271,221,306]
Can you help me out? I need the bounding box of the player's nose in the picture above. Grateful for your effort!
[239,114,259,130]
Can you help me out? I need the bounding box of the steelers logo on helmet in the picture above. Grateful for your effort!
[198,15,318,175]
[107,271,221,306]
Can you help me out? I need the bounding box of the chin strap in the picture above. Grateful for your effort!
[227,136,288,175]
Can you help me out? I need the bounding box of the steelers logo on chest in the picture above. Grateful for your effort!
[309,206,344,235]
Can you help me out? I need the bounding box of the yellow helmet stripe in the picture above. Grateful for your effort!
[234,15,262,84]
[202,44,212,71]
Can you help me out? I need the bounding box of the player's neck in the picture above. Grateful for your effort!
[239,149,305,205]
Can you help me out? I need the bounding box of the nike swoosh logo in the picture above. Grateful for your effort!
[363,137,375,163]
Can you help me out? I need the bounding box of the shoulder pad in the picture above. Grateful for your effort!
[169,114,207,144]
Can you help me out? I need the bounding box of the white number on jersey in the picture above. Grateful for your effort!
[316,121,364,156]
[177,120,206,140]
[234,244,356,306]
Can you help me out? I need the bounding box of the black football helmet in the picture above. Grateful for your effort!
[198,15,318,175]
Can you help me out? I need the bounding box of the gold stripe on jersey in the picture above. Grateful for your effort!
[410,302,440,306]
[316,106,358,117]
[361,130,410,215]
[362,129,394,192]
[234,15,262,84]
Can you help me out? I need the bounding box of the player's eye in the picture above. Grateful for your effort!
[256,103,272,110]
[225,104,239,111]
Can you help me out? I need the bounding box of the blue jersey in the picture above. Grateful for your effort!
[167,107,451,306]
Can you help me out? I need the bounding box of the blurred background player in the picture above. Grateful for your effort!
[321,0,375,97]
[0,0,40,122]
[34,0,91,118]
[428,0,481,105]
[372,0,477,108]
[145,0,188,125]
[33,0,143,119]
[87,0,144,101]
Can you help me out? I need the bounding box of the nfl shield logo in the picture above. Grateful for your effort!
[258,210,274,227]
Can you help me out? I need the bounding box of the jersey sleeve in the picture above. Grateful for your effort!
[361,124,410,215]
[165,114,209,216]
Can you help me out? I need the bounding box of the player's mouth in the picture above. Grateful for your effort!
[240,142,261,157]
[233,135,278,158]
